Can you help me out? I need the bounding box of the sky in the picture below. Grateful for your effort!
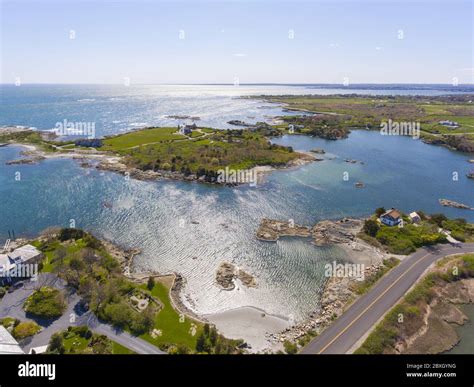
[0,0,473,84]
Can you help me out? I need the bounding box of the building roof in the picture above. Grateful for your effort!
[381,208,401,220]
[0,254,15,275]
[8,244,41,263]
[0,326,24,354]
[409,212,420,218]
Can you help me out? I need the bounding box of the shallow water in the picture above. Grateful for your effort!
[445,304,474,354]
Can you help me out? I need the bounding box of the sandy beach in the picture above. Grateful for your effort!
[205,306,291,353]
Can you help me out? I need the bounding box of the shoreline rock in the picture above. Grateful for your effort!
[256,218,312,241]
[439,198,473,210]
[216,262,257,290]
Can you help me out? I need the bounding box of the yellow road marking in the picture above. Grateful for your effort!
[317,252,430,354]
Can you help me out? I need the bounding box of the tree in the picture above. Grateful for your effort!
[129,308,155,335]
[363,219,380,237]
[48,333,65,354]
[196,332,206,353]
[430,213,448,227]
[147,277,155,291]
[375,207,386,217]
[103,302,131,328]
[209,326,218,347]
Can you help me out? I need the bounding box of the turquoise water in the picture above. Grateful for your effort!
[1,129,473,320]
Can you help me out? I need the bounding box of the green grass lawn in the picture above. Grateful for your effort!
[102,127,184,150]
[33,238,88,273]
[112,341,136,354]
[139,280,203,351]
[62,328,137,354]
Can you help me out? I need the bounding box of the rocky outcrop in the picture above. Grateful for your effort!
[5,156,45,165]
[216,262,257,290]
[312,218,363,245]
[310,148,325,154]
[259,216,364,246]
[399,279,474,354]
[439,198,473,210]
[256,218,312,241]
[423,134,474,153]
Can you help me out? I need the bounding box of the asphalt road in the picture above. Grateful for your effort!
[301,243,474,354]
[0,273,164,354]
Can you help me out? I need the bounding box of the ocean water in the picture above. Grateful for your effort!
[1,84,473,321]
[1,83,473,137]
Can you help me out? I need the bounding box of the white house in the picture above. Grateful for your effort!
[178,123,196,135]
[379,208,402,227]
[439,120,459,128]
[0,244,42,285]
[409,212,421,224]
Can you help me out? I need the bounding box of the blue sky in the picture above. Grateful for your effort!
[1,0,472,84]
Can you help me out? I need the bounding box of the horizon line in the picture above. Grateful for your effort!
[1,82,473,87]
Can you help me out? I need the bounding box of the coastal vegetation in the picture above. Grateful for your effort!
[356,254,474,354]
[0,318,41,340]
[1,126,305,183]
[33,228,243,354]
[360,209,474,255]
[351,257,400,295]
[105,127,299,179]
[47,326,135,354]
[23,287,67,319]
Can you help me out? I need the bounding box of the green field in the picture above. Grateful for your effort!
[108,127,299,175]
[139,279,203,351]
[264,95,474,144]
[102,127,185,150]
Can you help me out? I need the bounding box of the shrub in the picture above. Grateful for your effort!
[72,325,93,339]
[48,333,65,354]
[24,287,66,319]
[429,213,448,227]
[12,321,41,340]
[58,228,87,242]
[103,302,131,328]
[283,340,298,354]
[363,219,379,237]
